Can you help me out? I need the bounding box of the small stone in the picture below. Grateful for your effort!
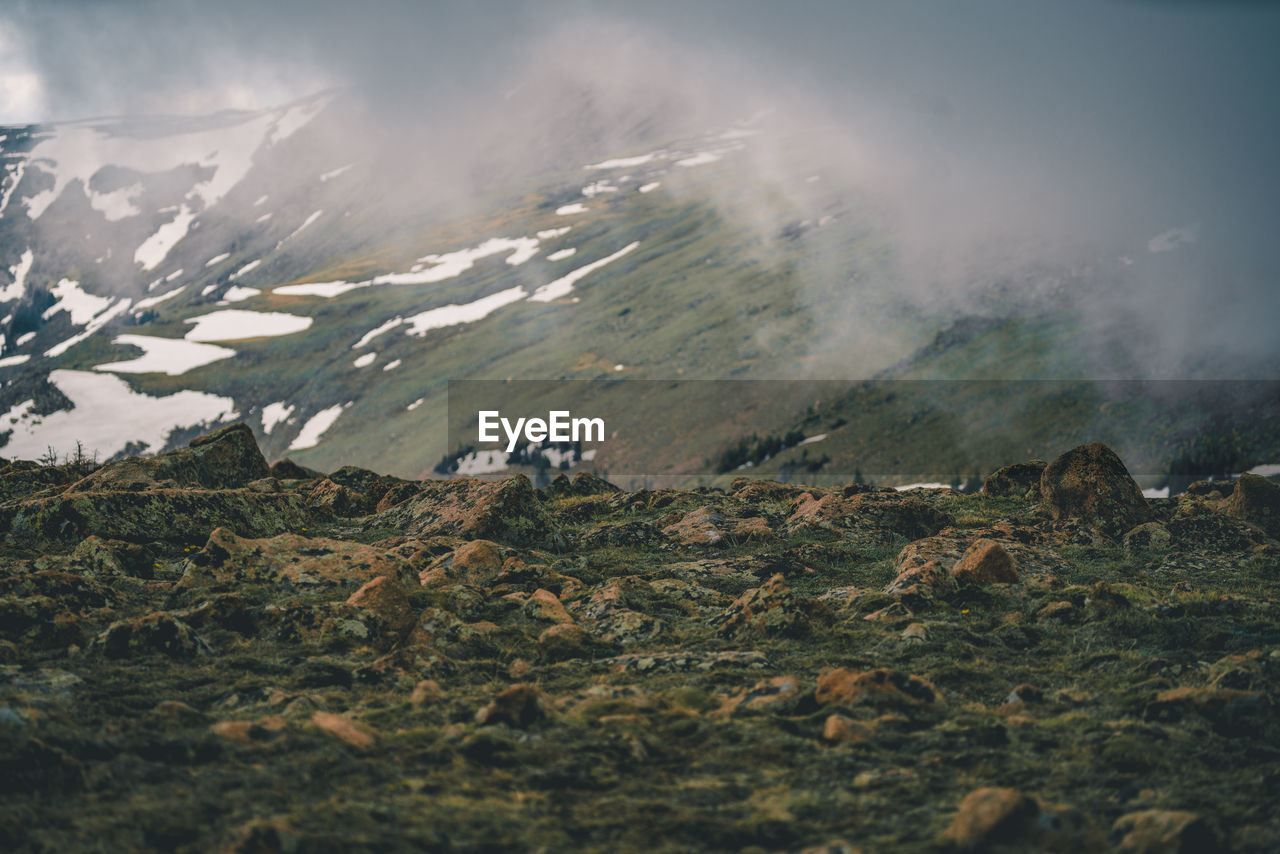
[1112,810,1218,854]
[901,622,928,641]
[538,623,591,662]
[524,588,574,625]
[1124,521,1172,553]
[475,683,549,728]
[814,667,942,710]
[822,714,873,744]
[345,575,415,639]
[310,711,376,749]
[942,787,1039,849]
[951,539,1018,585]
[409,680,444,707]
[211,715,286,744]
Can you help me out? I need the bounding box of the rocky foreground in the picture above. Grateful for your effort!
[1,426,1278,852]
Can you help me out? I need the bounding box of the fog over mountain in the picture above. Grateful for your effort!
[0,1,1277,471]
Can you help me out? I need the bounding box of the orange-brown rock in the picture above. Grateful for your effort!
[538,623,591,661]
[475,683,550,728]
[1040,442,1154,538]
[178,527,415,592]
[524,588,574,625]
[419,539,505,588]
[1226,472,1280,538]
[379,475,560,547]
[814,667,942,710]
[310,711,377,748]
[709,573,810,638]
[941,787,1039,850]
[822,714,874,744]
[1112,810,1218,854]
[951,539,1018,584]
[345,575,415,639]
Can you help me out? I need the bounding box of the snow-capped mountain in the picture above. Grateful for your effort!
[0,90,1272,486]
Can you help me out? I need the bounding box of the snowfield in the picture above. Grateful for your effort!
[94,334,235,376]
[184,310,313,342]
[289,404,347,450]
[0,369,237,459]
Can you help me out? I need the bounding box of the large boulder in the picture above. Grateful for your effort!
[1040,443,1153,538]
[1226,472,1280,539]
[66,423,269,492]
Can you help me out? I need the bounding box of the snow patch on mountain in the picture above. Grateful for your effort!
[43,279,111,325]
[45,298,133,358]
[289,403,348,450]
[94,334,235,376]
[403,285,528,336]
[584,152,660,170]
[0,369,237,459]
[220,286,261,303]
[277,236,541,298]
[260,402,294,434]
[184,309,312,342]
[529,242,640,303]
[1,249,33,302]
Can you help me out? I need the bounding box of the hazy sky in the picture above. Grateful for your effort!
[3,1,1276,216]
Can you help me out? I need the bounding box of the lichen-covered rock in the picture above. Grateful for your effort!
[982,460,1047,498]
[475,683,549,728]
[662,506,726,547]
[1040,442,1154,538]
[1111,810,1218,854]
[377,475,560,547]
[1226,472,1280,539]
[884,560,954,606]
[951,539,1018,585]
[68,423,269,492]
[345,575,415,642]
[814,667,942,710]
[94,613,210,659]
[178,527,416,594]
[0,488,316,545]
[709,573,811,638]
[306,478,375,517]
[419,539,506,588]
[1124,521,1172,553]
[786,491,952,542]
[70,536,155,578]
